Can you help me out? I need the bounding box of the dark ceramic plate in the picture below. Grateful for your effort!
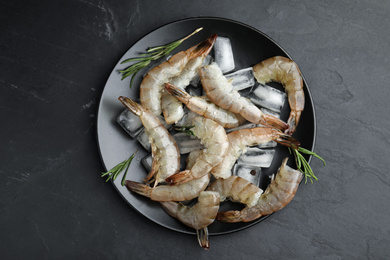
[97,17,316,235]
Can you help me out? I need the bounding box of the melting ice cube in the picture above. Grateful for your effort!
[225,67,255,91]
[141,154,153,173]
[117,109,144,138]
[213,36,235,73]
[250,84,286,113]
[136,129,151,152]
[233,164,262,186]
[237,147,276,168]
[172,132,204,154]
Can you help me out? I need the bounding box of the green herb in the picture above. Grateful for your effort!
[119,27,203,88]
[174,124,196,137]
[101,150,138,185]
[290,147,326,184]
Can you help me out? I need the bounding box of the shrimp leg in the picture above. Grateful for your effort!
[199,63,289,131]
[253,56,304,135]
[217,158,303,223]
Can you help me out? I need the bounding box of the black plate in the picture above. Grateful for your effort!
[97,17,316,235]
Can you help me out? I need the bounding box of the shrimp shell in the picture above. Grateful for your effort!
[160,191,220,249]
[125,150,210,201]
[118,96,180,185]
[211,127,300,179]
[165,83,246,128]
[253,56,304,135]
[207,175,263,208]
[217,158,303,223]
[166,117,229,185]
[199,63,288,131]
[140,34,217,116]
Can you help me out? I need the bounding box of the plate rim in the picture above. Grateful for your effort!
[96,16,317,236]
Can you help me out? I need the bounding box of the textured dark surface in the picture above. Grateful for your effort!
[1,0,389,259]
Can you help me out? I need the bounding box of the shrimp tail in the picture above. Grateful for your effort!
[274,133,300,150]
[165,83,190,101]
[285,110,301,135]
[191,34,217,58]
[118,96,142,116]
[196,228,210,250]
[165,170,192,185]
[262,114,289,131]
[125,180,152,198]
[216,210,243,223]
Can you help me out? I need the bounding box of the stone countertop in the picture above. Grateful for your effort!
[1,0,389,259]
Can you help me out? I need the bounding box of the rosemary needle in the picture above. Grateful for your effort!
[120,27,203,88]
[101,150,138,185]
[174,125,196,137]
[290,147,326,184]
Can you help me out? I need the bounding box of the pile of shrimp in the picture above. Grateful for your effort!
[117,33,306,249]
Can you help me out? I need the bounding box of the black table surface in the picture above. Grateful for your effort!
[1,0,390,259]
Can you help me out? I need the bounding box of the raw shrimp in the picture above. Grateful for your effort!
[160,191,220,249]
[199,63,288,131]
[118,96,180,185]
[217,158,303,223]
[207,175,263,208]
[140,34,217,116]
[211,127,299,179]
[165,117,229,185]
[125,150,210,201]
[162,49,214,124]
[165,83,246,128]
[253,56,304,135]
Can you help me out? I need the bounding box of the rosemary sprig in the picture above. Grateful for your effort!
[290,147,326,184]
[101,150,138,185]
[174,124,196,137]
[119,27,203,88]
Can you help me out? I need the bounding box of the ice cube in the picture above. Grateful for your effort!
[213,36,235,73]
[233,164,262,186]
[257,140,277,148]
[225,122,257,134]
[225,67,255,91]
[237,147,275,168]
[172,132,204,154]
[174,107,199,127]
[250,84,286,113]
[261,107,280,118]
[190,55,213,87]
[136,129,151,152]
[117,109,144,138]
[187,85,203,97]
[141,154,153,173]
